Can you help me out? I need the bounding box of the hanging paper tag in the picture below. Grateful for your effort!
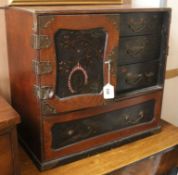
[103,83,115,99]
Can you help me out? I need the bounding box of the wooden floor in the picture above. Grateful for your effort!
[20,121,178,175]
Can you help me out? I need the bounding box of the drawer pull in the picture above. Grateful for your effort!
[125,111,144,124]
[126,46,145,57]
[125,73,143,85]
[128,18,146,33]
[145,72,155,78]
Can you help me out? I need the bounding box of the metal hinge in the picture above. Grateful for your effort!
[39,15,55,29]
[32,60,52,75]
[34,85,54,100]
[41,101,57,115]
[32,34,51,49]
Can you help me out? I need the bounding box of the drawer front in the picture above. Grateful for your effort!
[117,61,158,93]
[51,100,155,149]
[43,91,162,160]
[120,13,163,36]
[118,36,161,65]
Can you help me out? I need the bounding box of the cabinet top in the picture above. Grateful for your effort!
[7,4,171,15]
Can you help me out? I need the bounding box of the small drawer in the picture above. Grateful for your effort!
[118,36,161,65]
[51,100,155,149]
[117,61,159,93]
[120,13,163,36]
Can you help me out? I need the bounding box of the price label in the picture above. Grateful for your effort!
[103,83,115,99]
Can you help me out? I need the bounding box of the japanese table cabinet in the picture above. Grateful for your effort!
[5,5,171,170]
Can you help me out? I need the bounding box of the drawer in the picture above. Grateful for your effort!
[120,13,163,36]
[117,61,159,93]
[118,35,161,65]
[43,91,162,160]
[51,100,155,149]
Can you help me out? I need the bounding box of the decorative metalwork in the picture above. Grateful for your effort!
[32,60,52,75]
[125,72,143,85]
[68,63,88,93]
[54,28,106,98]
[51,100,154,149]
[125,71,155,86]
[125,37,149,58]
[32,34,51,49]
[128,18,146,33]
[38,15,55,29]
[41,101,57,115]
[33,85,54,100]
[124,111,144,124]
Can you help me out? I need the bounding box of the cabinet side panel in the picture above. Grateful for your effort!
[5,9,42,161]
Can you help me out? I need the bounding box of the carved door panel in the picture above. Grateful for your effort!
[36,14,119,114]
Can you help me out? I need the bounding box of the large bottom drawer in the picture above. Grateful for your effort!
[43,91,162,162]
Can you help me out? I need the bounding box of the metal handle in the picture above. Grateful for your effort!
[125,72,143,85]
[126,46,145,57]
[125,111,144,124]
[145,72,155,78]
[128,18,146,33]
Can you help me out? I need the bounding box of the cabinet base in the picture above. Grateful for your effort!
[19,126,161,171]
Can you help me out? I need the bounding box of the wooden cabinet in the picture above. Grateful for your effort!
[5,5,171,170]
[0,96,20,175]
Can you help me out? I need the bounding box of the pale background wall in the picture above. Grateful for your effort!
[161,0,178,126]
[0,0,178,125]
[0,9,10,102]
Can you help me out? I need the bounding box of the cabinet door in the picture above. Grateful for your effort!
[36,14,119,114]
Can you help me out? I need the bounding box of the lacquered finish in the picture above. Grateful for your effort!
[5,5,171,170]
[43,91,162,161]
[39,14,119,113]
[20,121,178,175]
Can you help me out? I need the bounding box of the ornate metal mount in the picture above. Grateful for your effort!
[125,72,155,85]
[33,85,54,100]
[41,101,57,115]
[124,111,144,124]
[32,34,51,49]
[32,60,52,75]
[39,15,55,29]
[128,18,146,33]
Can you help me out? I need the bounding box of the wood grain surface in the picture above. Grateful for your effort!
[20,121,178,175]
[0,96,20,131]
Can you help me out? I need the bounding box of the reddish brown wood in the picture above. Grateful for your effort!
[5,9,42,161]
[39,14,119,112]
[0,96,20,175]
[43,90,162,160]
[20,121,178,175]
[5,5,170,170]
